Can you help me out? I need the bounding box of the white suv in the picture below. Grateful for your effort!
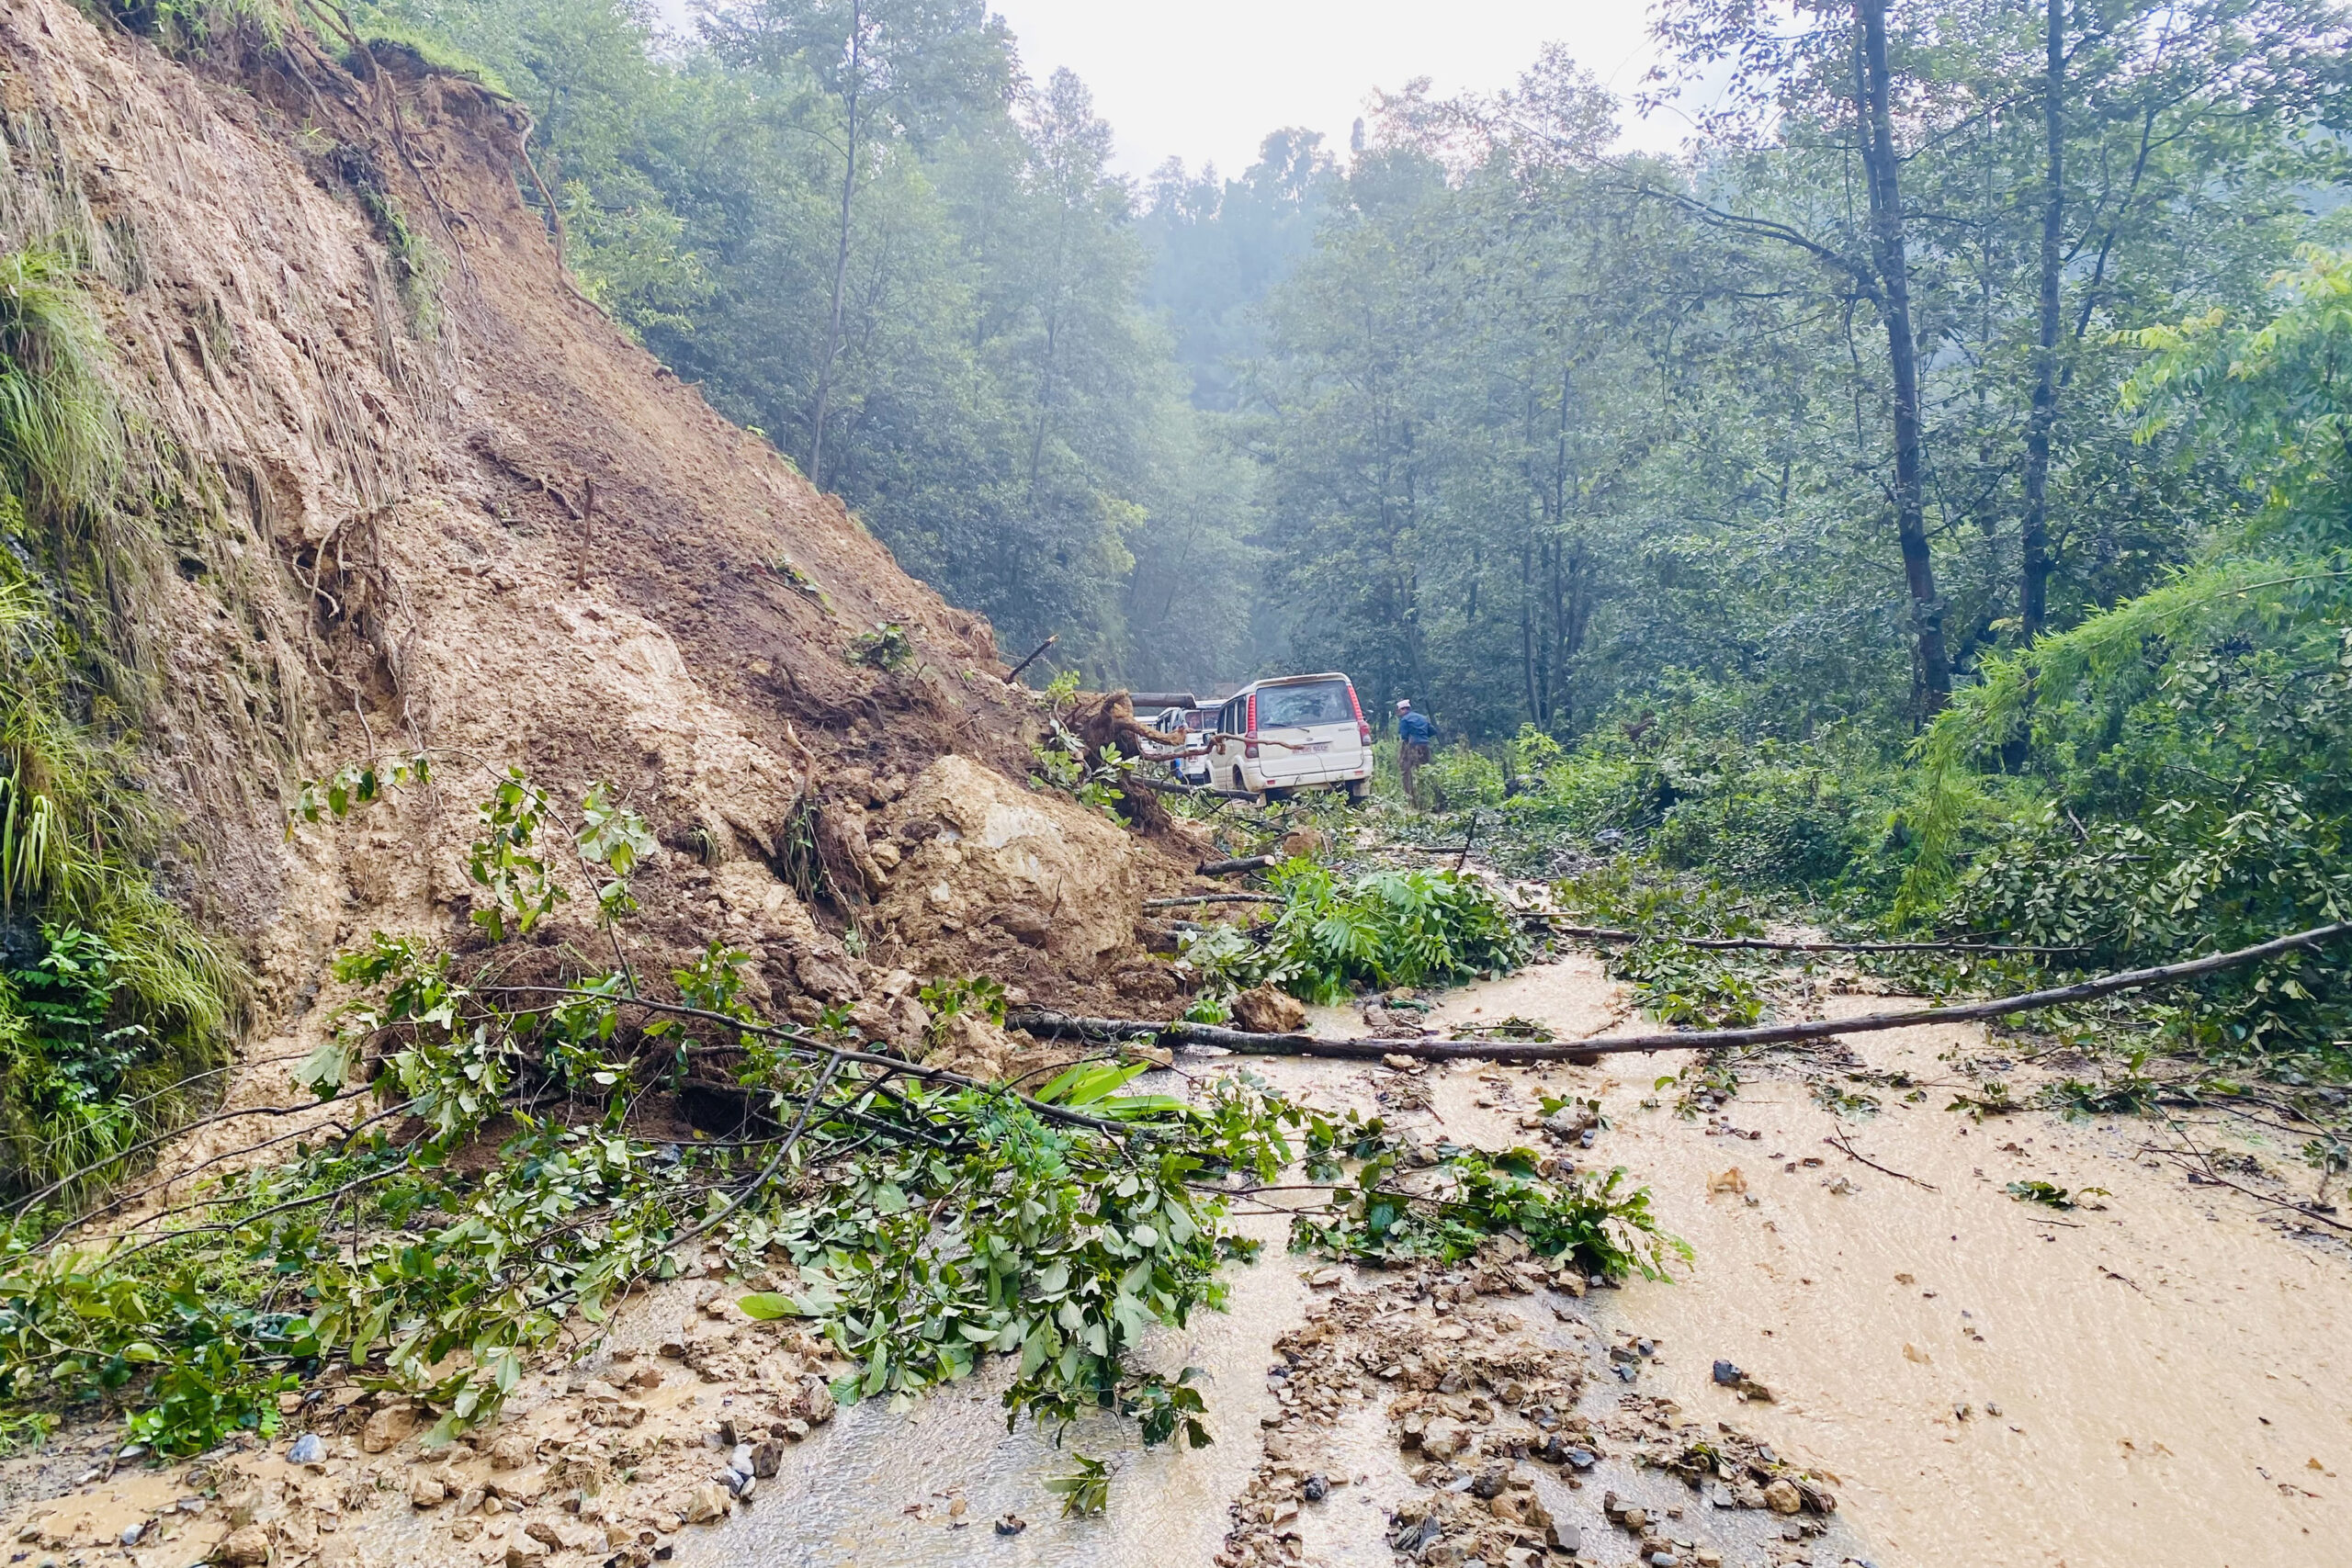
[1205,674,1374,802]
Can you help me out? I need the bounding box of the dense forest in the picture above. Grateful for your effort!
[362,0,2352,1065]
[355,0,2347,725]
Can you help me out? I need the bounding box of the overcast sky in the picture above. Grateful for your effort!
[989,0,1679,178]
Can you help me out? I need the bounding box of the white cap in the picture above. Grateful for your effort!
[1396,699,1411,709]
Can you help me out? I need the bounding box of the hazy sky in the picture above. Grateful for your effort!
[987,0,1682,178]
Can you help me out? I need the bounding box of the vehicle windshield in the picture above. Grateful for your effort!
[1256,680,1353,729]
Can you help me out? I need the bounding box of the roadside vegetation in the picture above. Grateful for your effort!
[0,765,1676,1458]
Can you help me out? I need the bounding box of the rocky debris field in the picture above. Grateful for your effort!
[0,1272,856,1568]
[1216,1238,1858,1568]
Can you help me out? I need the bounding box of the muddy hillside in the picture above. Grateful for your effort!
[0,0,1194,1028]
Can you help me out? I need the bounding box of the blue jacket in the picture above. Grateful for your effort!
[1398,711,1435,745]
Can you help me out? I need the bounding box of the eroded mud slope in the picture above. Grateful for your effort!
[0,0,1190,1042]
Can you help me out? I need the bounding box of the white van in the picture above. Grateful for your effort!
[1150,705,1215,786]
[1204,673,1374,802]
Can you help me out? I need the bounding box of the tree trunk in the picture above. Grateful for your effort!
[1856,0,1952,716]
[807,4,863,491]
[2020,0,2064,644]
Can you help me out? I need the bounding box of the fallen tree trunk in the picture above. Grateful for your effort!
[1130,775,1263,802]
[1524,920,2086,956]
[1012,919,2352,1064]
[1144,893,1283,908]
[1197,854,1277,877]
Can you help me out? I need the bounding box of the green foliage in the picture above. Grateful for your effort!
[1293,1147,1685,1282]
[1120,1365,1209,1450]
[2120,247,2352,541]
[1029,716,1134,824]
[0,247,117,516]
[1419,746,1503,811]
[2005,1179,2108,1211]
[288,754,431,833]
[1043,1450,1111,1517]
[0,248,235,1198]
[1611,941,1764,1030]
[465,770,566,941]
[0,773,1626,1459]
[917,974,1007,1046]
[575,782,657,921]
[1177,863,1527,1006]
[847,622,915,673]
[1548,853,1763,941]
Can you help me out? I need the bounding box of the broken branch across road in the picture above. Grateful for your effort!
[1014,920,2352,1064]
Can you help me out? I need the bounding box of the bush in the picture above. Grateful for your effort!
[1419,744,1505,810]
[1177,862,1529,1005]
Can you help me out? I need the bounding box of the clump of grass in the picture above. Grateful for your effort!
[0,244,239,1198]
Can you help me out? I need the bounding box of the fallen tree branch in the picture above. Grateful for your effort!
[496,987,1140,1136]
[1013,919,2352,1064]
[1521,920,2087,955]
[1143,893,1283,908]
[1130,775,1264,802]
[1002,633,1057,683]
[1197,854,1276,877]
[1824,1131,1939,1191]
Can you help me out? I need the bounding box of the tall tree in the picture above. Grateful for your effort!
[704,0,1007,487]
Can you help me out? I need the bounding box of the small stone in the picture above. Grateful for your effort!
[525,1523,565,1551]
[489,1434,533,1471]
[217,1526,272,1566]
[1763,1479,1804,1515]
[1469,1468,1508,1500]
[1302,1474,1328,1503]
[503,1545,548,1568]
[288,1433,327,1467]
[411,1476,447,1508]
[683,1483,729,1525]
[360,1403,419,1454]
[1712,1359,1742,1386]
[657,1342,688,1359]
[750,1440,785,1478]
[781,1418,811,1442]
[117,1525,142,1549]
[994,1515,1027,1537]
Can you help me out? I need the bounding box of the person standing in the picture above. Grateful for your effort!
[1396,699,1434,807]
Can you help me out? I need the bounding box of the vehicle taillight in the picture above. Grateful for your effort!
[1346,683,1371,745]
[1244,694,1259,759]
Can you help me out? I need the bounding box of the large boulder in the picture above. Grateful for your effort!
[1231,986,1308,1034]
[872,756,1146,974]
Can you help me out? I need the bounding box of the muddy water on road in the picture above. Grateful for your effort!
[697,955,2350,1568]
[673,1211,1312,1568]
[1419,969,2352,1568]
